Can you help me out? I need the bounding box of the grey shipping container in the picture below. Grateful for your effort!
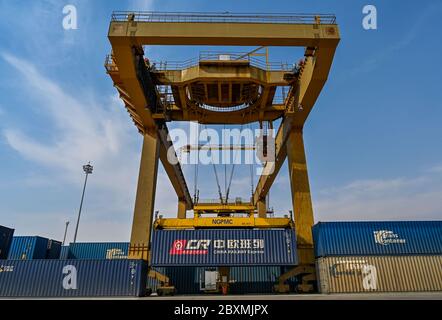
[151,229,298,266]
[68,242,129,259]
[0,259,147,297]
[0,225,14,259]
[316,255,442,294]
[8,236,49,260]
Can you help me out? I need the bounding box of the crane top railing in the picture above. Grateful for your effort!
[152,51,292,71]
[196,198,251,205]
[111,11,337,25]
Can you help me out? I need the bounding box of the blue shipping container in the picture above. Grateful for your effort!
[68,242,129,259]
[154,266,297,294]
[46,240,62,259]
[59,245,70,259]
[313,221,442,257]
[229,266,281,294]
[151,229,298,266]
[0,225,14,259]
[8,236,49,260]
[164,266,202,294]
[0,259,147,297]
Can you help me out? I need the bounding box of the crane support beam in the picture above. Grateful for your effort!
[287,129,315,264]
[154,66,289,86]
[129,132,160,259]
[194,203,255,214]
[106,46,193,210]
[252,46,338,204]
[257,199,267,218]
[252,120,288,206]
[109,45,156,131]
[108,20,339,47]
[158,125,193,209]
[155,216,293,229]
[177,200,187,219]
[165,105,285,124]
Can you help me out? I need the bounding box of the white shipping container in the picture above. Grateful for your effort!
[317,255,442,294]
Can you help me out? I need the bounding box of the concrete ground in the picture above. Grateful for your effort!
[145,292,442,300]
[3,292,441,300]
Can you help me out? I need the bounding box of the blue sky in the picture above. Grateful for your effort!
[0,0,441,242]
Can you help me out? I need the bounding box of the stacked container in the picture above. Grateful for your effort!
[151,229,298,266]
[7,236,50,260]
[7,236,63,260]
[149,266,297,295]
[59,245,70,259]
[46,240,62,259]
[0,259,147,297]
[313,221,442,293]
[0,225,14,259]
[67,242,129,259]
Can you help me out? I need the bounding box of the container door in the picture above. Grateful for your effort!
[204,271,218,291]
[316,258,330,294]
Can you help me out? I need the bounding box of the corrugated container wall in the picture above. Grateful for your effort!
[163,267,202,294]
[0,259,147,297]
[229,266,281,294]
[151,229,298,266]
[317,255,442,293]
[68,242,129,259]
[59,246,70,259]
[7,236,49,260]
[313,221,442,257]
[0,225,14,259]
[147,267,165,294]
[46,240,62,259]
[151,267,297,295]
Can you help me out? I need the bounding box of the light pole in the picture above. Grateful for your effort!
[73,162,93,243]
[62,221,69,245]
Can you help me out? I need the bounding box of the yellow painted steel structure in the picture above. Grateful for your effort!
[105,12,340,293]
[155,216,293,229]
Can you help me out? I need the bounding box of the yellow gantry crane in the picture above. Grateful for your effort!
[105,11,340,293]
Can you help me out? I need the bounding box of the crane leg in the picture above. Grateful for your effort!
[257,199,267,218]
[129,132,160,260]
[287,128,314,265]
[275,128,316,293]
[177,200,187,219]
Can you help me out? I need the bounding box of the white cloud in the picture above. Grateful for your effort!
[428,164,442,174]
[1,52,177,241]
[314,170,442,221]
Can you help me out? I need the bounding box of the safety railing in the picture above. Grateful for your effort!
[111,11,337,25]
[196,198,251,205]
[153,58,199,71]
[104,54,118,72]
[152,52,292,72]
